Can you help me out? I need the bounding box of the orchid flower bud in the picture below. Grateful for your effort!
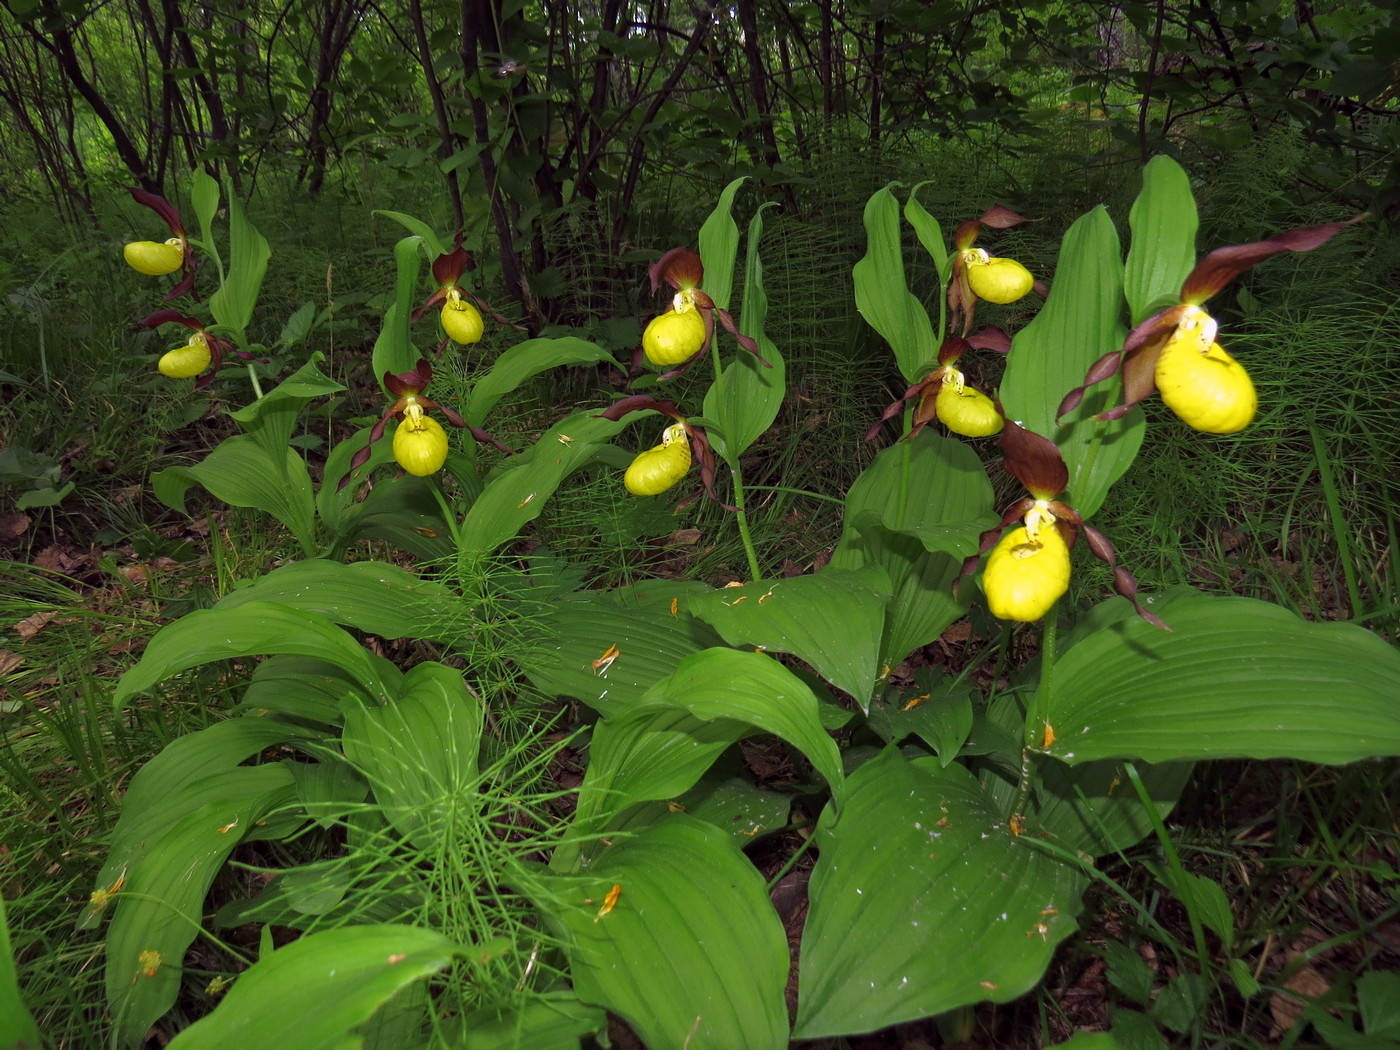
[124,239,184,276]
[624,423,692,495]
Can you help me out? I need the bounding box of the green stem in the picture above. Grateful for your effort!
[244,359,265,400]
[729,458,763,583]
[427,476,464,549]
[1009,609,1057,822]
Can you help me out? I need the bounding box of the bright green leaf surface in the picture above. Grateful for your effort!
[1125,156,1198,325]
[1046,589,1400,765]
[795,750,1086,1038]
[688,567,890,706]
[166,924,476,1050]
[0,894,41,1050]
[854,183,939,382]
[999,206,1142,518]
[466,337,620,428]
[112,601,386,710]
[214,559,458,642]
[698,176,747,309]
[544,816,789,1050]
[209,191,270,335]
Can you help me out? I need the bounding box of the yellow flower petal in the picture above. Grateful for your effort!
[393,415,449,476]
[983,524,1071,622]
[965,255,1033,304]
[1155,338,1256,434]
[123,239,183,276]
[641,309,706,366]
[441,298,484,345]
[624,423,692,495]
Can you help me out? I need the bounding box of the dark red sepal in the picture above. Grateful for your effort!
[129,187,186,236]
[384,359,433,397]
[650,248,704,293]
[999,420,1068,500]
[598,394,685,423]
[432,242,471,289]
[966,328,1011,354]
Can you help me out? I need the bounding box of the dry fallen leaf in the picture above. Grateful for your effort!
[1270,961,1331,1033]
[14,610,77,639]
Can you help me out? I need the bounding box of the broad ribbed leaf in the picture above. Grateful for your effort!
[1125,156,1198,325]
[227,354,343,458]
[112,601,386,710]
[166,925,478,1050]
[465,337,620,428]
[376,210,448,259]
[318,425,396,532]
[371,236,424,384]
[152,436,316,553]
[0,894,41,1050]
[459,411,634,552]
[688,566,891,706]
[456,993,606,1050]
[104,767,298,1048]
[617,755,794,844]
[214,559,458,642]
[341,662,483,847]
[520,583,725,717]
[208,191,269,335]
[795,750,1087,1038]
[854,184,939,382]
[704,203,785,460]
[698,176,747,309]
[999,206,1142,517]
[1045,589,1400,765]
[543,816,789,1050]
[842,429,996,556]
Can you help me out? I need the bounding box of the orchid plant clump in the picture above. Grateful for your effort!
[85,160,1400,1050]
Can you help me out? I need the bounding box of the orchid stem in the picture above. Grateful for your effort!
[1010,609,1057,823]
[730,458,763,584]
[427,477,464,549]
[244,360,264,400]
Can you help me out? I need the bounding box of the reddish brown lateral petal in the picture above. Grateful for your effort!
[1115,340,1166,415]
[469,426,514,455]
[337,414,393,490]
[466,290,524,331]
[1031,278,1049,299]
[1057,350,1127,422]
[1122,305,1183,353]
[1080,523,1170,630]
[166,266,198,303]
[865,380,927,442]
[598,394,684,422]
[965,329,1009,354]
[138,309,201,331]
[691,289,716,310]
[420,397,467,429]
[412,288,449,323]
[689,430,737,510]
[650,248,704,293]
[999,420,1068,499]
[656,348,710,382]
[432,245,470,288]
[129,186,185,235]
[979,205,1033,229]
[1181,216,1364,303]
[713,309,770,366]
[948,267,978,337]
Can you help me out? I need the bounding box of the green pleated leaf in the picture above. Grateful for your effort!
[794,750,1087,1038]
[704,203,785,461]
[518,583,725,717]
[617,753,794,845]
[697,176,747,309]
[905,182,950,284]
[645,648,845,801]
[998,206,1142,518]
[1045,589,1400,765]
[1125,156,1198,325]
[227,354,344,460]
[455,992,606,1050]
[208,191,270,335]
[375,210,448,260]
[167,924,483,1050]
[840,429,997,556]
[318,425,397,532]
[465,337,620,428]
[214,559,458,642]
[688,566,891,706]
[0,894,41,1050]
[348,472,456,560]
[342,662,483,848]
[103,766,298,1048]
[112,601,387,711]
[854,184,939,382]
[458,411,634,552]
[542,816,789,1050]
[152,435,317,553]
[371,236,425,384]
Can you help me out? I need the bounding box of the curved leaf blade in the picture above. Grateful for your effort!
[795,750,1086,1038]
[1046,589,1400,765]
[854,183,938,383]
[1125,156,1198,325]
[465,337,620,428]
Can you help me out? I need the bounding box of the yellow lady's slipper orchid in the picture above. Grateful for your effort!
[935,368,1004,437]
[157,333,212,378]
[982,517,1072,622]
[1154,331,1256,435]
[961,249,1034,305]
[624,422,692,495]
[124,239,184,276]
[392,405,449,476]
[441,291,484,345]
[642,302,706,366]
